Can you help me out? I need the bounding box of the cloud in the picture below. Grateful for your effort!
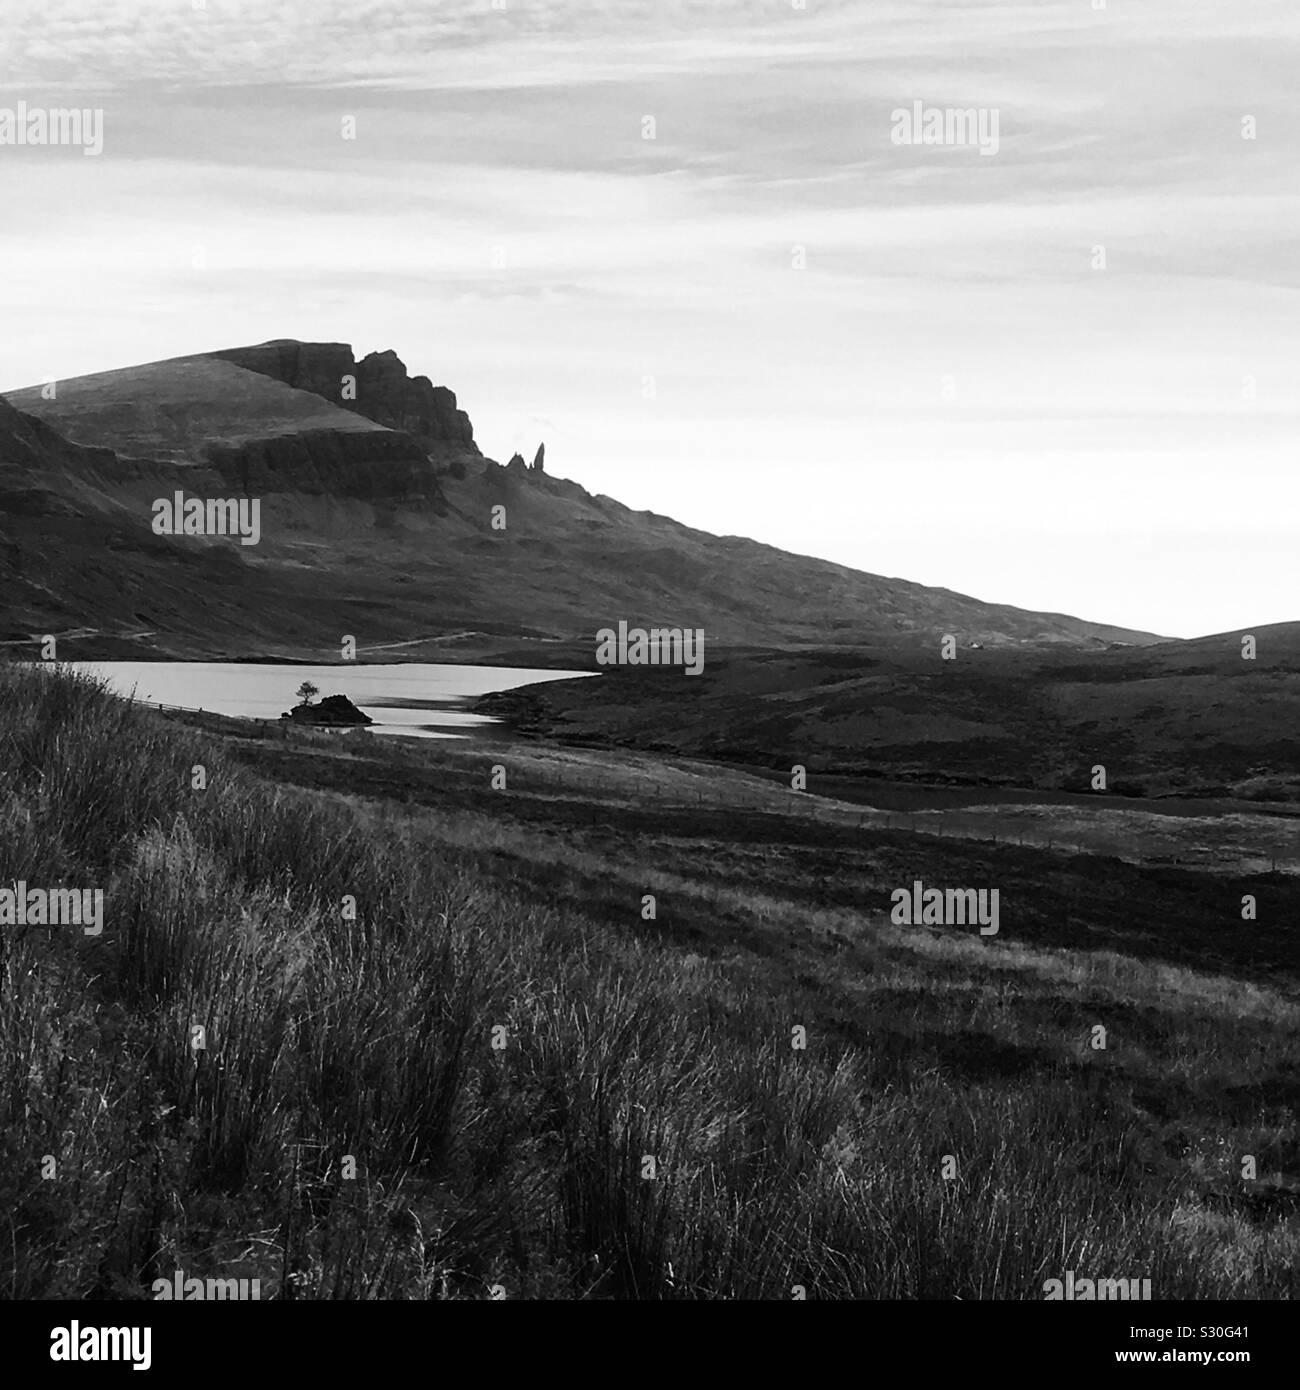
[1,0,1296,635]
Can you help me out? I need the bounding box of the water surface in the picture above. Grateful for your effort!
[66,661,593,739]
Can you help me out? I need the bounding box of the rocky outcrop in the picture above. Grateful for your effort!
[504,446,549,478]
[282,693,373,726]
[352,349,478,458]
[208,341,480,464]
[202,426,446,506]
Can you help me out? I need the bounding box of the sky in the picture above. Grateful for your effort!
[1,0,1296,639]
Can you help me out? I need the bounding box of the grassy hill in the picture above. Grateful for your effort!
[477,624,1300,802]
[5,356,386,464]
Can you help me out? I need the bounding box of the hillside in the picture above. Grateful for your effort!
[1,341,1163,659]
[478,623,1300,802]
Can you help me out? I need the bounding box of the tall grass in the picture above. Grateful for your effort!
[0,664,1294,1299]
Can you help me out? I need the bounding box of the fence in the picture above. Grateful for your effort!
[141,701,300,736]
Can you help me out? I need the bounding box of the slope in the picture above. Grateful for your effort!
[3,341,1165,657]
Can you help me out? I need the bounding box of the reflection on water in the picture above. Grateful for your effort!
[65,661,593,740]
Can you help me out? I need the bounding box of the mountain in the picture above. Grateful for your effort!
[1,341,1165,659]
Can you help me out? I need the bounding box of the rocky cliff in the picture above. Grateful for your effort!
[202,426,444,505]
[209,341,480,464]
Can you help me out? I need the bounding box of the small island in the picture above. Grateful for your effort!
[280,681,373,727]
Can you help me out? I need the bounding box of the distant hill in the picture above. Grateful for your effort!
[477,624,1300,801]
[2,341,1165,659]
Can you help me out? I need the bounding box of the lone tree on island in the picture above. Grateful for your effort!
[295,681,320,706]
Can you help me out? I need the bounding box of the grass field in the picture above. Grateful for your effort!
[2,664,1296,1299]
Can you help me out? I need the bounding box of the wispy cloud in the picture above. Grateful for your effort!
[1,0,1296,634]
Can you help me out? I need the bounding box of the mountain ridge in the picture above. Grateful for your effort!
[2,340,1170,657]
